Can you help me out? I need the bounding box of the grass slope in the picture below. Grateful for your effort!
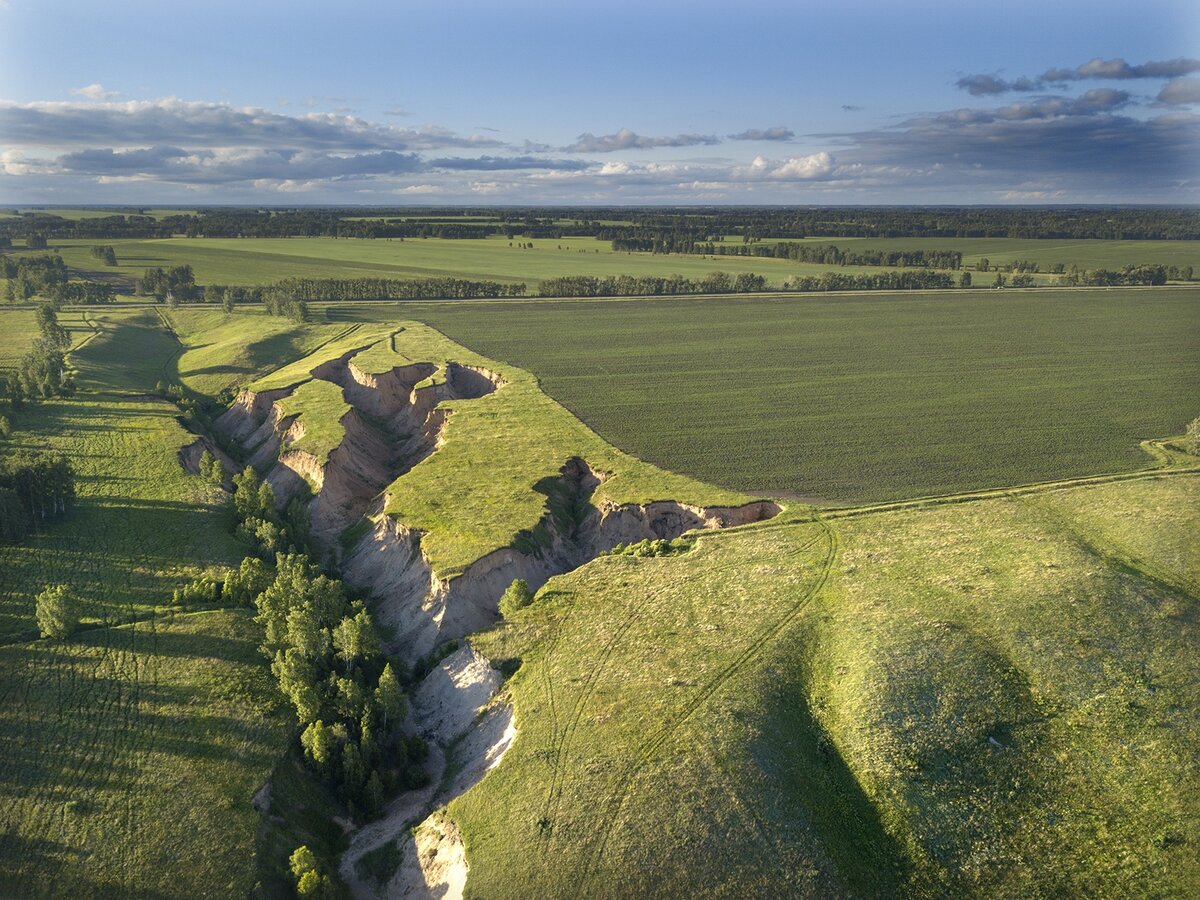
[0,306,295,896]
[0,609,290,898]
[460,473,1200,897]
[386,288,1200,502]
[165,307,347,398]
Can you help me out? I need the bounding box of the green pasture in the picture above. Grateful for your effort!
[459,473,1200,896]
[0,609,290,897]
[379,288,1200,502]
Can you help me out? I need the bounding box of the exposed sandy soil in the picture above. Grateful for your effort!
[340,645,513,900]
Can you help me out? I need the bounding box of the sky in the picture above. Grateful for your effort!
[0,0,1198,205]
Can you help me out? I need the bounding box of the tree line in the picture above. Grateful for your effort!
[692,241,964,269]
[2,254,115,304]
[6,206,1197,243]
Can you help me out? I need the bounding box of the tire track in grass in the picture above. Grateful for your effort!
[577,516,839,894]
[538,600,641,852]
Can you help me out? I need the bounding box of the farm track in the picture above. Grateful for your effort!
[577,518,838,893]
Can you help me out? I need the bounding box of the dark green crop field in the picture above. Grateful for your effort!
[365,288,1200,502]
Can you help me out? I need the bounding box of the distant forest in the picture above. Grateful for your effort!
[2,206,1199,243]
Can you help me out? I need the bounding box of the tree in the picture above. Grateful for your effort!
[287,605,331,660]
[1187,417,1200,456]
[274,647,324,723]
[332,607,380,674]
[36,304,71,350]
[977,257,990,272]
[499,578,534,617]
[290,845,319,882]
[233,467,265,519]
[959,272,972,288]
[300,721,335,768]
[374,663,407,732]
[36,584,78,639]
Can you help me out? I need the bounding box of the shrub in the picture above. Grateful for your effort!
[499,578,534,617]
[36,584,79,639]
[1187,417,1200,456]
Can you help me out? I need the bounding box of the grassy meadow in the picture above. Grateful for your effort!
[459,472,1200,897]
[0,306,315,896]
[335,288,1200,502]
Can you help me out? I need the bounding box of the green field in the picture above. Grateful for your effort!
[459,473,1200,897]
[0,608,290,897]
[0,306,301,896]
[328,288,1200,502]
[1,269,1197,897]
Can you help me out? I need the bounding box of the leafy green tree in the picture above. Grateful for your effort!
[1186,417,1200,456]
[232,466,264,519]
[374,663,407,731]
[300,721,335,769]
[35,304,71,350]
[36,584,78,639]
[332,607,380,674]
[273,647,324,723]
[499,578,534,617]
[222,555,271,605]
[959,272,972,288]
[287,605,331,660]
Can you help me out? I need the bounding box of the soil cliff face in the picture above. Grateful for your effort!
[343,457,780,658]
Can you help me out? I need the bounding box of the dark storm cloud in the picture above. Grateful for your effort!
[838,108,1200,185]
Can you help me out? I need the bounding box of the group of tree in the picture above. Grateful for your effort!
[1060,265,1172,286]
[538,272,769,297]
[537,269,960,297]
[220,464,426,822]
[2,254,69,302]
[782,270,957,292]
[7,304,73,401]
[0,451,75,542]
[691,241,964,269]
[230,466,313,560]
[261,276,526,303]
[136,265,199,303]
[89,245,119,266]
[4,206,1199,243]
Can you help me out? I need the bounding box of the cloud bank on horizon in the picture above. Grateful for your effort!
[1,7,1197,209]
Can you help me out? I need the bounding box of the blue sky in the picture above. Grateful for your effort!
[1,0,1197,203]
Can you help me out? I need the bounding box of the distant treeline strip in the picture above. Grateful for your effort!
[537,270,958,296]
[688,242,963,269]
[242,277,527,303]
[4,205,1199,242]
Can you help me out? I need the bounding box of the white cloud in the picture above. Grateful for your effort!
[70,83,120,101]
